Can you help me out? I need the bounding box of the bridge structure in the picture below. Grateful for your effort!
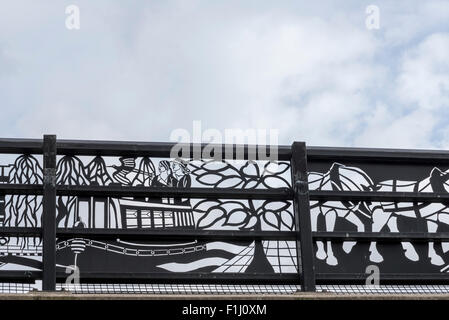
[1,135,449,294]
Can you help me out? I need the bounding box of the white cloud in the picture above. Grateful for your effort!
[1,1,449,150]
[396,33,449,111]
[355,32,449,148]
[355,105,437,148]
[381,1,449,46]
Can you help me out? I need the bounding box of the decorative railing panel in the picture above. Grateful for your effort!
[309,159,449,279]
[2,137,449,293]
[0,137,304,293]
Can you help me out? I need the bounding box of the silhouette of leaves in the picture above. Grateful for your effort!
[195,199,293,231]
[189,160,291,189]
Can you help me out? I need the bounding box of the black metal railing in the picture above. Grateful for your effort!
[1,135,449,292]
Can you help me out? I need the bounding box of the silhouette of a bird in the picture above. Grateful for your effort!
[110,157,136,185]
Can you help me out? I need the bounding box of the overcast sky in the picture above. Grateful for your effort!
[1,1,449,148]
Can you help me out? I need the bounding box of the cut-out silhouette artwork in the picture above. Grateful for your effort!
[2,154,449,277]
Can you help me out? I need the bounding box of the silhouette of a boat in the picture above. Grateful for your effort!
[56,198,235,273]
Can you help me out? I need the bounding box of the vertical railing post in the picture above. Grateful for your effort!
[42,134,56,291]
[291,141,316,291]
